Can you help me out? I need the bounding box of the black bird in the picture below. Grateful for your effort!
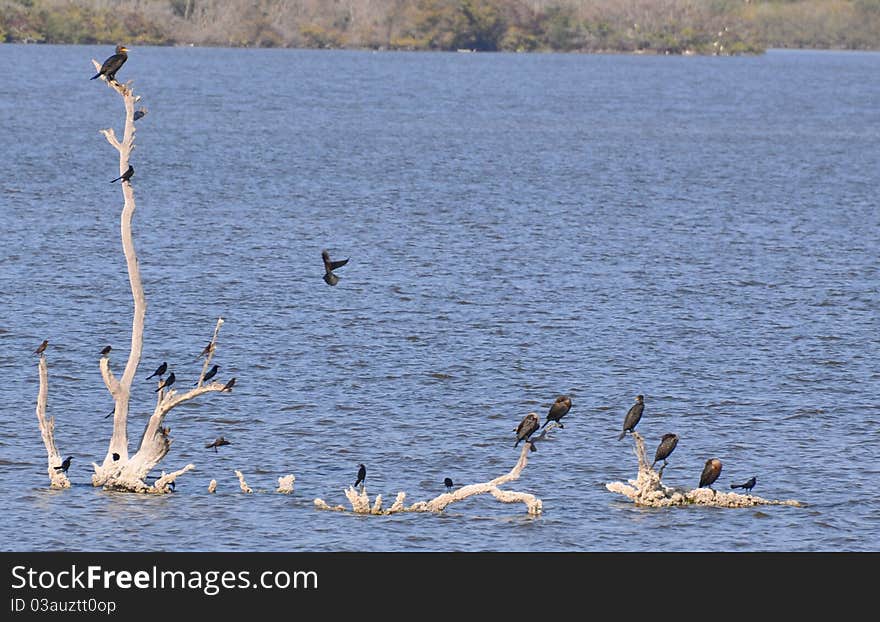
[444,477,454,491]
[104,408,114,419]
[617,394,645,440]
[155,372,176,392]
[652,433,680,469]
[542,395,572,429]
[730,476,757,493]
[514,412,540,447]
[146,361,167,380]
[699,458,723,489]
[112,453,120,461]
[91,45,128,83]
[133,107,148,121]
[34,339,48,355]
[322,249,349,286]
[195,342,214,361]
[110,165,134,184]
[54,456,73,474]
[100,345,112,356]
[206,437,231,453]
[200,364,219,385]
[222,377,236,392]
[354,464,367,489]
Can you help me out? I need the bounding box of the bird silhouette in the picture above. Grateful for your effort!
[617,394,645,440]
[205,437,231,453]
[222,377,236,392]
[444,477,454,492]
[145,361,167,380]
[195,342,214,361]
[112,453,120,461]
[322,249,349,286]
[730,476,757,493]
[200,364,219,385]
[54,456,73,474]
[91,45,128,82]
[699,458,723,489]
[34,339,49,355]
[100,345,112,356]
[110,165,134,183]
[652,433,680,469]
[133,107,148,121]
[354,464,366,489]
[542,395,572,429]
[155,372,176,392]
[514,412,540,447]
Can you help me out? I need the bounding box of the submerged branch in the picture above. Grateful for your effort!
[35,356,70,489]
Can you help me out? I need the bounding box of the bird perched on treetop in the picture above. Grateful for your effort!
[155,372,176,392]
[514,412,540,448]
[652,433,679,469]
[200,364,219,385]
[110,165,134,184]
[322,249,349,286]
[699,458,723,489]
[617,394,645,440]
[444,477,454,491]
[91,45,128,83]
[354,464,367,489]
[54,456,73,474]
[100,345,112,356]
[222,377,236,392]
[146,361,167,380]
[196,342,214,361]
[542,395,572,429]
[730,476,757,493]
[34,339,49,355]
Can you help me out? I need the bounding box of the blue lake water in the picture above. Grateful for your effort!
[0,45,878,551]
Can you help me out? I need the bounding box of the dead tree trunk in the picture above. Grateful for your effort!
[34,354,70,489]
[314,440,543,516]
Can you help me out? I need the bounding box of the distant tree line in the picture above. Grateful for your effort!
[2,0,879,54]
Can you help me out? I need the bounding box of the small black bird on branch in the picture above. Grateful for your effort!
[133,107,148,121]
[543,395,572,429]
[200,364,219,385]
[110,165,134,184]
[195,342,214,361]
[34,339,49,355]
[730,476,757,493]
[54,456,73,474]
[155,372,176,392]
[618,394,645,440]
[91,45,128,83]
[146,361,167,380]
[206,437,231,453]
[221,377,236,392]
[112,453,120,461]
[354,464,367,489]
[444,477,454,492]
[100,345,112,356]
[322,249,349,286]
[514,412,539,448]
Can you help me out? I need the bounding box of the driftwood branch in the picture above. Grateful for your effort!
[35,356,70,489]
[235,470,253,493]
[605,432,803,508]
[314,442,543,516]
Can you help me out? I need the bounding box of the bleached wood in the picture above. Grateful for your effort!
[277,475,296,494]
[235,470,253,493]
[34,356,70,489]
[605,432,803,508]
[315,442,543,515]
[208,479,217,493]
[197,319,224,387]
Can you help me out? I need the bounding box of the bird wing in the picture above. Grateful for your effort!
[329,258,349,270]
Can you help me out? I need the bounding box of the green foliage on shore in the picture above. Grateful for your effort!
[2,0,879,54]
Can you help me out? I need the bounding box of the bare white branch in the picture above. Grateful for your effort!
[34,356,70,489]
[235,470,253,493]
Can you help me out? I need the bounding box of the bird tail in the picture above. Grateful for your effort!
[514,439,521,447]
[617,430,627,441]
[730,484,741,489]
[651,460,657,468]
[90,74,100,80]
[540,420,549,429]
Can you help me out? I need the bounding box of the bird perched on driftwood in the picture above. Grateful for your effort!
[730,476,757,493]
[652,433,679,469]
[514,412,540,448]
[155,372,176,392]
[133,107,148,121]
[444,477,454,492]
[91,45,128,83]
[699,458,723,490]
[322,249,349,286]
[222,377,236,392]
[618,394,645,440]
[206,437,231,453]
[145,361,167,380]
[543,395,572,429]
[200,364,219,385]
[195,342,214,361]
[110,165,134,184]
[354,464,367,489]
[100,345,112,356]
[34,339,49,355]
[54,456,73,474]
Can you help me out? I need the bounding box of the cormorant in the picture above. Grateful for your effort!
[699,458,723,489]
[91,45,128,83]
[617,394,644,440]
[354,464,366,488]
[206,437,231,453]
[196,342,214,361]
[514,412,539,447]
[155,371,176,392]
[444,477,454,491]
[110,165,134,183]
[222,377,236,392]
[652,433,680,469]
[54,456,73,473]
[730,476,757,493]
[322,249,349,286]
[34,339,48,355]
[542,395,572,429]
[200,364,219,385]
[100,345,112,356]
[146,361,167,380]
